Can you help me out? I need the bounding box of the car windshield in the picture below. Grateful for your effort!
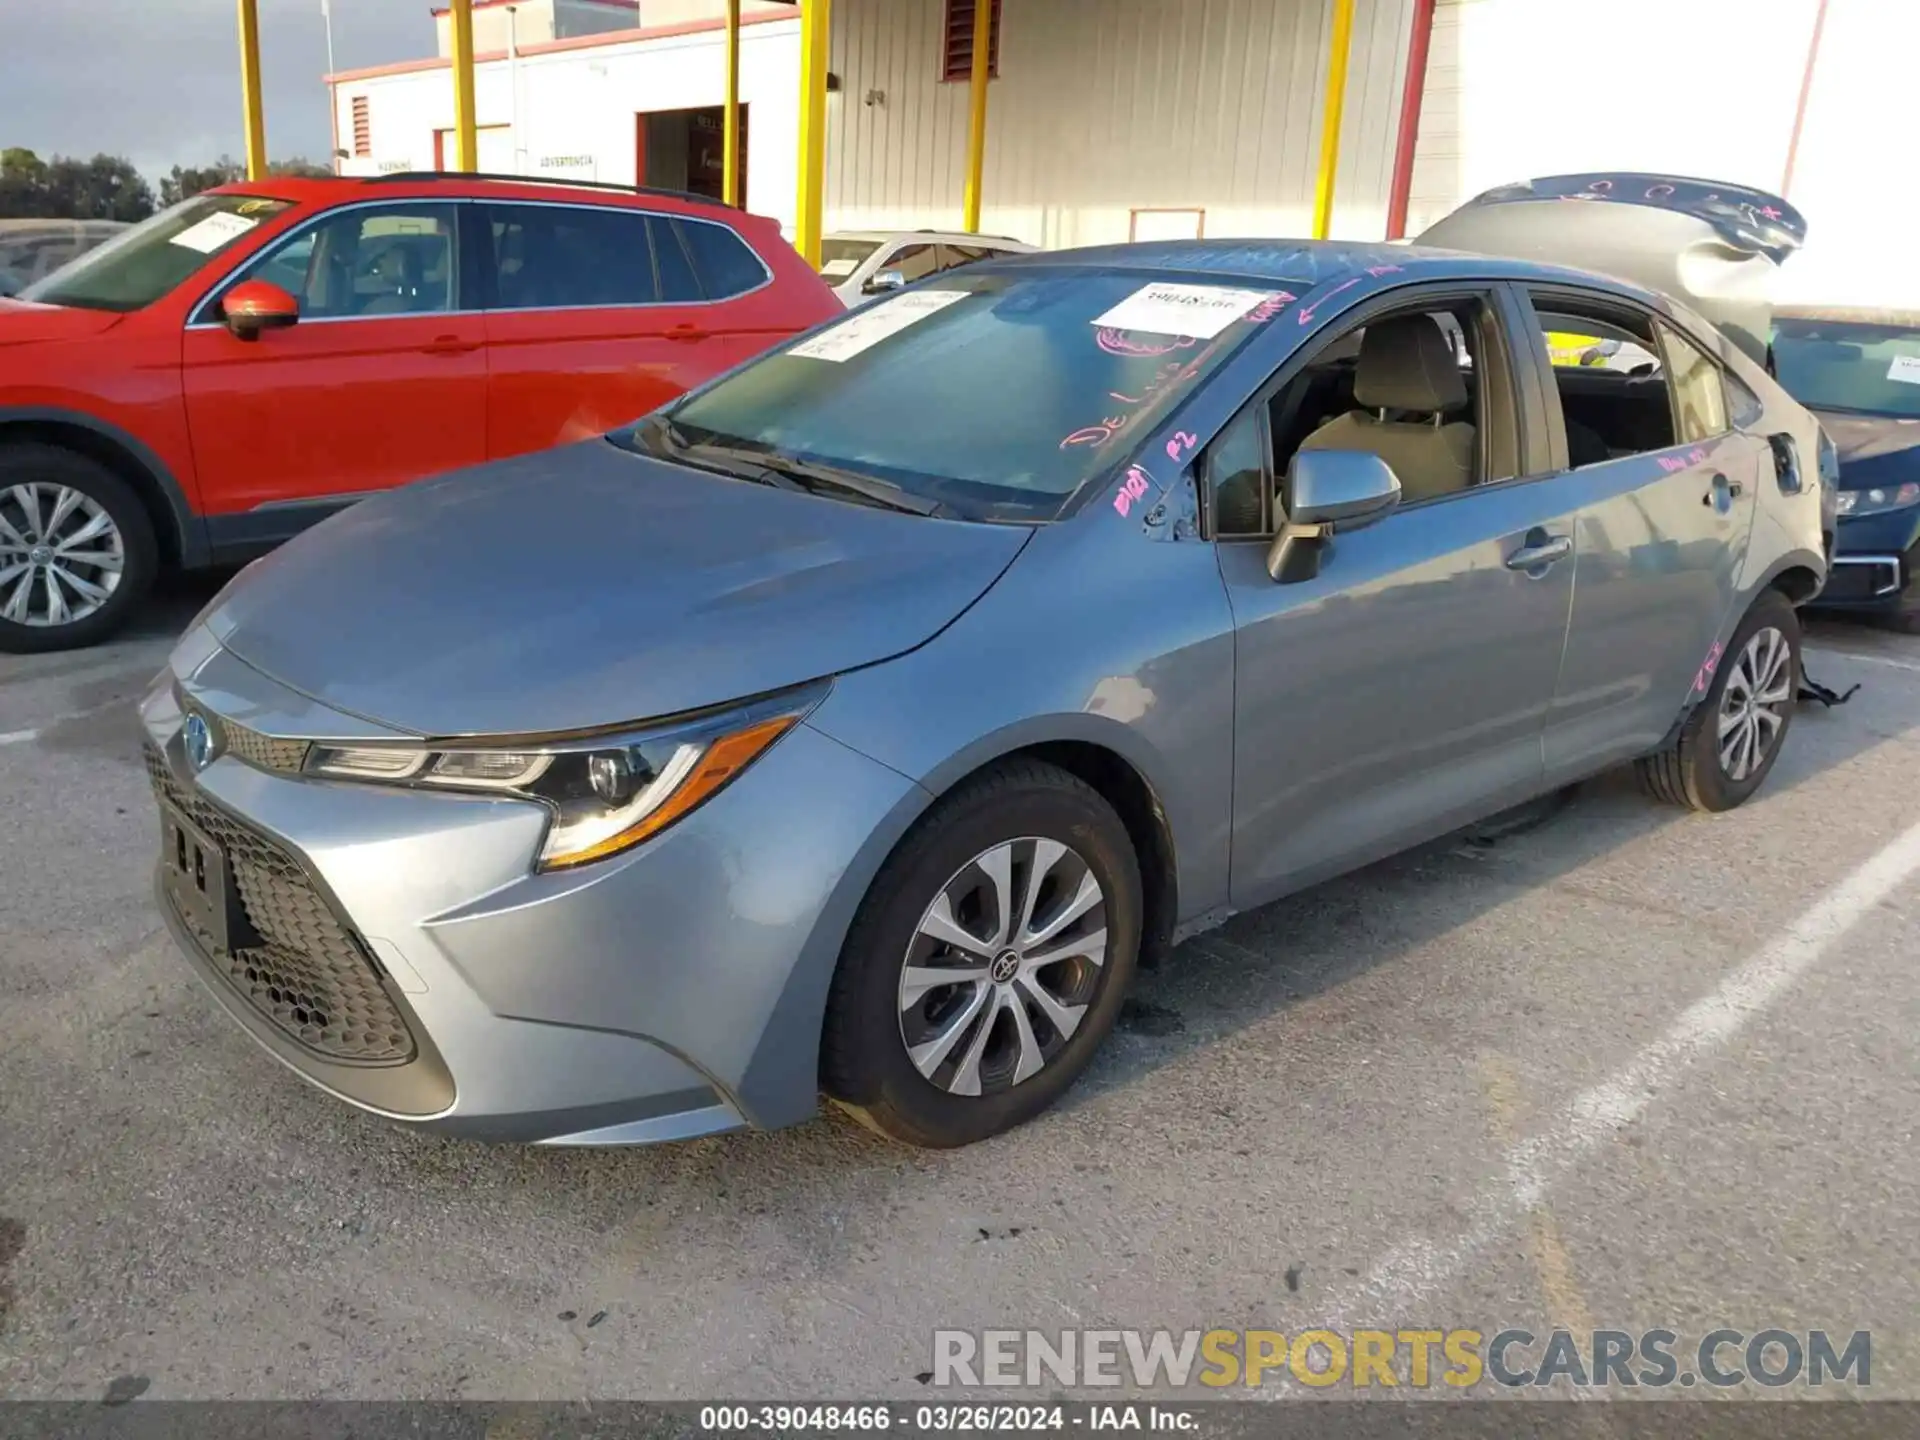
[638,266,1296,522]
[1772,316,1920,420]
[19,193,293,312]
[817,237,883,280]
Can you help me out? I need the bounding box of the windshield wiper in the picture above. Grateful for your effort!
[646,420,949,517]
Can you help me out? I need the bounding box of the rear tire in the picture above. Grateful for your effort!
[0,443,157,653]
[1636,590,1800,812]
[822,759,1141,1148]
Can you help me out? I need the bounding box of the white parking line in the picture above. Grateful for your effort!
[1806,644,1920,675]
[0,695,132,746]
[1316,810,1920,1333]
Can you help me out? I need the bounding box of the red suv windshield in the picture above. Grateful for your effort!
[20,193,293,313]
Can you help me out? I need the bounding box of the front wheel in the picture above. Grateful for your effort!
[821,759,1142,1148]
[0,444,157,653]
[1637,590,1801,812]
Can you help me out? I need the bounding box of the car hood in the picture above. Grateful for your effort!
[0,296,124,345]
[204,440,1033,738]
[1414,173,1806,366]
[1810,409,1920,489]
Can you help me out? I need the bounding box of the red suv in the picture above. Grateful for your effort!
[0,173,841,651]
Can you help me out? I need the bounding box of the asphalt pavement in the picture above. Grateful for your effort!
[1,578,1915,1404]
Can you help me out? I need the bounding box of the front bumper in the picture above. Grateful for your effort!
[1808,510,1920,613]
[141,629,921,1145]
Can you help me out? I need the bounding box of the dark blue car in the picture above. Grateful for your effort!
[1771,306,1920,626]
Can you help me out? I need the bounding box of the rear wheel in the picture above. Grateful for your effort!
[822,759,1141,1148]
[0,444,156,653]
[1637,590,1800,812]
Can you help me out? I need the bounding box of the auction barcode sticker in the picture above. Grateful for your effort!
[168,212,260,254]
[789,289,969,363]
[1092,282,1280,340]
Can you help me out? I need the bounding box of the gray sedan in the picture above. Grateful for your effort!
[142,175,1829,1149]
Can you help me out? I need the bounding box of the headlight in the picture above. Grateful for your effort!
[1833,481,1920,516]
[306,684,823,870]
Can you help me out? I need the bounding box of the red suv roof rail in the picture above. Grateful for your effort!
[363,170,721,210]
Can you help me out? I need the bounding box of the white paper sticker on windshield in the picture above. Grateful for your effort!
[788,289,967,362]
[1092,283,1279,340]
[1887,355,1920,386]
[168,212,259,254]
[820,257,860,278]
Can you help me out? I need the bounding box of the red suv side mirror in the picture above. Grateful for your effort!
[222,279,300,340]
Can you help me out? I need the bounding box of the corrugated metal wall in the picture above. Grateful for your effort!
[825,0,1417,249]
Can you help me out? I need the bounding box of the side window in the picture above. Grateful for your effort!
[676,218,769,300]
[1726,369,1765,429]
[884,242,941,284]
[230,204,460,320]
[939,243,989,272]
[1208,405,1269,538]
[1526,292,1677,466]
[649,215,703,303]
[489,204,657,310]
[1660,323,1730,442]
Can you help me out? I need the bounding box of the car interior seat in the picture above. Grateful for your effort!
[357,241,424,315]
[1297,312,1477,503]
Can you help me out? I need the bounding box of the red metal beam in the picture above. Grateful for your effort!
[1781,0,1831,200]
[1384,0,1436,240]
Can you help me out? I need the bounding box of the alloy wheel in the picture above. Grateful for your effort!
[0,482,126,628]
[1717,625,1793,782]
[897,837,1110,1097]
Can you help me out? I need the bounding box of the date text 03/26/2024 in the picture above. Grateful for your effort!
[698,1404,1194,1432]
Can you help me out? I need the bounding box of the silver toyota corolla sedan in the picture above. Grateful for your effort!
[143,175,1831,1149]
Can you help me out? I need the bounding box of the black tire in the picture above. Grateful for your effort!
[822,759,1142,1148]
[0,443,157,653]
[1636,589,1801,812]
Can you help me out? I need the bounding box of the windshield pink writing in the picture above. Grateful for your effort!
[1096,329,1200,358]
[1113,466,1152,518]
[1297,277,1362,326]
[1062,417,1129,450]
[1245,292,1297,324]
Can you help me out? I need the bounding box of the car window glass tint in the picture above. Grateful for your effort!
[1209,405,1268,537]
[24,193,293,313]
[649,214,703,302]
[940,244,989,271]
[1770,316,1920,419]
[251,204,459,320]
[678,219,766,300]
[1525,293,1678,466]
[1661,324,1729,442]
[488,205,657,310]
[887,243,941,284]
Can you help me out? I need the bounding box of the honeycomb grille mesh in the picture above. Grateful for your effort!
[219,721,309,776]
[146,743,415,1066]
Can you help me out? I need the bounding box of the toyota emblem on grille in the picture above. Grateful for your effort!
[183,713,216,772]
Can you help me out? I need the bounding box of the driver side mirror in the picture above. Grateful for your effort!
[221,279,300,340]
[863,268,907,296]
[1266,449,1402,583]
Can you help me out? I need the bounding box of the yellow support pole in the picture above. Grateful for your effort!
[723,0,742,207]
[236,0,268,181]
[1311,0,1357,240]
[961,0,994,233]
[794,0,831,266]
[450,0,479,172]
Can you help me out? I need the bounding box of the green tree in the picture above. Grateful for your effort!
[0,149,154,221]
[159,155,336,207]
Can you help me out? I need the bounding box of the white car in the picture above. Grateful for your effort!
[817,229,1037,306]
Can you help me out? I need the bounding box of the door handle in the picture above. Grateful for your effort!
[1703,472,1745,504]
[1505,535,1572,572]
[665,324,710,342]
[423,335,481,355]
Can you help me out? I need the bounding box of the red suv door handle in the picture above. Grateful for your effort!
[423,335,482,355]
[665,324,710,342]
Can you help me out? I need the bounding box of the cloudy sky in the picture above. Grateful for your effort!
[2,0,426,178]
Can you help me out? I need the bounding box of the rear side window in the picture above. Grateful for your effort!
[676,218,768,300]
[1660,324,1729,441]
[489,203,658,309]
[648,215,703,303]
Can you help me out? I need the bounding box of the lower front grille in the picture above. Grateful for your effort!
[145,742,416,1066]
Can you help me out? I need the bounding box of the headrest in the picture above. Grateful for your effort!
[1354,313,1468,413]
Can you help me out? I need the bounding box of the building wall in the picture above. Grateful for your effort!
[334,17,801,221]
[823,0,1417,249]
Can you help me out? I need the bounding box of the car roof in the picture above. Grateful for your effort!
[827,228,1031,246]
[206,172,753,222]
[978,236,1663,303]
